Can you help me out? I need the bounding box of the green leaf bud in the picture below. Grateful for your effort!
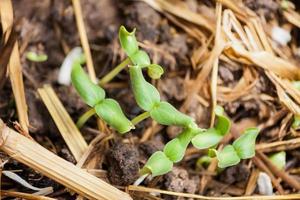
[268,151,286,170]
[147,64,164,79]
[119,26,139,57]
[26,52,48,62]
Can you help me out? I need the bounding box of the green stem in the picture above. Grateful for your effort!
[131,111,150,125]
[99,57,131,86]
[76,108,96,129]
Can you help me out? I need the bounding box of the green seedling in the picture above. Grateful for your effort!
[71,62,133,134]
[292,115,300,129]
[292,82,300,129]
[140,151,173,177]
[71,25,259,178]
[26,51,48,62]
[268,151,286,170]
[210,128,259,168]
[196,155,212,169]
[192,106,230,149]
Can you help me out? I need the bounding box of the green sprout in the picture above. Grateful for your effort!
[209,128,259,168]
[191,106,230,149]
[292,115,300,129]
[71,25,260,178]
[196,155,212,169]
[26,51,48,62]
[268,151,286,170]
[71,62,134,134]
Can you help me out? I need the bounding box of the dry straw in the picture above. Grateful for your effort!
[0,119,132,200]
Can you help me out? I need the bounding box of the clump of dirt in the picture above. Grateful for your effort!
[139,139,164,157]
[219,163,250,185]
[164,167,199,200]
[244,0,279,20]
[106,142,140,185]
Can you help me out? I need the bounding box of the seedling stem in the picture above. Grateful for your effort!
[76,108,96,128]
[131,111,150,125]
[99,57,131,86]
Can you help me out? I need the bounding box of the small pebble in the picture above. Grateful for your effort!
[271,26,291,46]
[257,172,273,195]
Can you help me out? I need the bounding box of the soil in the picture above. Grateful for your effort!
[0,0,300,199]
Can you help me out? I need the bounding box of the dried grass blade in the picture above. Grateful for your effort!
[256,137,300,153]
[210,3,222,126]
[283,10,300,29]
[0,119,132,200]
[38,85,88,161]
[252,156,284,194]
[71,0,96,82]
[128,185,300,199]
[1,190,55,200]
[141,0,215,32]
[217,0,256,21]
[245,169,259,195]
[0,29,16,89]
[229,40,300,80]
[0,0,29,134]
[0,0,13,38]
[8,42,30,134]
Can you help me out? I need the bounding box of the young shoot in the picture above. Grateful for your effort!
[292,115,300,129]
[26,51,48,62]
[210,127,260,168]
[268,151,286,170]
[191,106,231,149]
[71,61,134,134]
[196,155,212,169]
[99,26,164,85]
[71,25,261,179]
[118,26,260,177]
[58,47,85,85]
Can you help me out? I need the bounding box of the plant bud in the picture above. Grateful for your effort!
[147,64,164,79]
[119,26,139,57]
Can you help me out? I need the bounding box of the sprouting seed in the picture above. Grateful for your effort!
[26,51,48,62]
